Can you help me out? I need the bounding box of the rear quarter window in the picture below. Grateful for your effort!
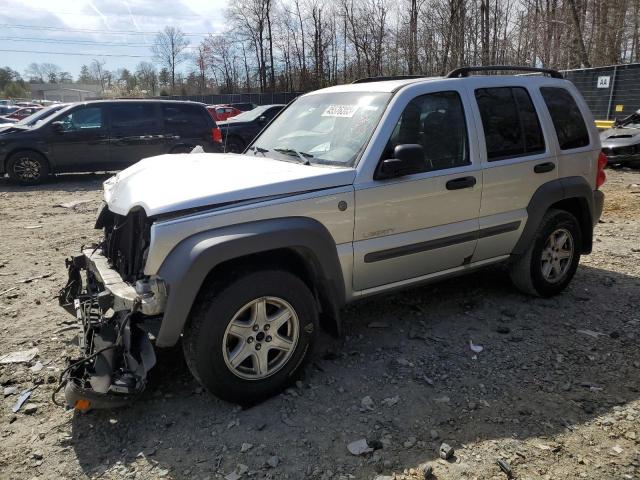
[540,87,590,150]
[162,104,210,134]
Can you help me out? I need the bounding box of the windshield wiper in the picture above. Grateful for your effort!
[273,148,314,165]
[249,146,269,156]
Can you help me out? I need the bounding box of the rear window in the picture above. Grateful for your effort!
[110,103,157,129]
[475,87,545,161]
[540,87,590,150]
[162,104,207,127]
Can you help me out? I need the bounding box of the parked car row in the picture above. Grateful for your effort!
[0,99,287,185]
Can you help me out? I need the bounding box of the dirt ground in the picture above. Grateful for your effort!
[0,168,639,480]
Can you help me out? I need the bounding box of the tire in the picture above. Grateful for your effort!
[510,209,582,297]
[224,136,245,153]
[183,270,318,405]
[6,151,50,185]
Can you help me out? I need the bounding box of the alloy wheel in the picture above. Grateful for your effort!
[13,156,41,181]
[222,296,299,380]
[540,228,574,284]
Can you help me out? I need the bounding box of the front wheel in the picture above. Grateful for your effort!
[183,270,318,404]
[7,151,50,185]
[510,209,582,297]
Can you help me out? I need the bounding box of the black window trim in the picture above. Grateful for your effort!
[539,86,591,152]
[474,86,547,163]
[378,89,472,173]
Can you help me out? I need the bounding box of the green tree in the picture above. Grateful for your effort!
[2,82,28,98]
[78,65,93,83]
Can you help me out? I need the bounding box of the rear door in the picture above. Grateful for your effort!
[108,102,164,169]
[161,103,212,152]
[468,83,558,262]
[48,104,110,172]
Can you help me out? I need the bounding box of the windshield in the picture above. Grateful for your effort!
[228,105,274,122]
[251,91,390,167]
[15,105,65,127]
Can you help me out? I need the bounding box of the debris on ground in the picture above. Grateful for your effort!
[0,347,39,364]
[55,199,91,209]
[497,459,514,479]
[11,388,34,413]
[438,443,454,460]
[469,340,484,353]
[347,438,373,455]
[360,395,375,411]
[19,273,52,283]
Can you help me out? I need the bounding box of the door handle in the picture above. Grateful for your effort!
[534,162,556,173]
[446,176,477,190]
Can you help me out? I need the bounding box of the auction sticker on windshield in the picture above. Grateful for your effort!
[322,104,358,118]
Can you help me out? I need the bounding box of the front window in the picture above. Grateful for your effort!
[58,107,104,131]
[252,92,391,167]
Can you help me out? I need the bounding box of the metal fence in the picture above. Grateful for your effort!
[562,63,640,120]
[158,63,640,121]
[154,91,303,106]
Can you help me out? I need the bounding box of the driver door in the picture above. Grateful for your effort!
[352,88,482,292]
[49,105,110,172]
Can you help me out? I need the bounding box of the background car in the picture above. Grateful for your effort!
[227,102,257,112]
[600,109,640,166]
[1,106,43,121]
[0,99,222,185]
[206,104,242,122]
[218,104,284,153]
[0,103,69,132]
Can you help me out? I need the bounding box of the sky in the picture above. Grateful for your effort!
[0,0,228,80]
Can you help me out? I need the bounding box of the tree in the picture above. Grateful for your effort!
[77,65,94,83]
[0,67,20,90]
[158,67,170,88]
[90,59,108,91]
[135,62,158,95]
[152,26,189,90]
[58,71,73,83]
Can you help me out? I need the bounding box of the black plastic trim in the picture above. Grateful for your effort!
[364,221,521,263]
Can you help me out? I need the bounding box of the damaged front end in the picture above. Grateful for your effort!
[57,207,165,411]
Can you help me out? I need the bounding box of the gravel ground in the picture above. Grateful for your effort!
[0,169,639,480]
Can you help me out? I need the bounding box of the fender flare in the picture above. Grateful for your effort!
[512,176,595,256]
[155,217,345,347]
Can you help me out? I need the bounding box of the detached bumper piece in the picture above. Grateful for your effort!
[57,252,156,411]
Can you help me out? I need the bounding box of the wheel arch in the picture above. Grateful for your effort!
[513,176,595,256]
[155,217,345,347]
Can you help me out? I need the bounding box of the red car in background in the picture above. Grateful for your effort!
[3,106,43,120]
[206,104,242,122]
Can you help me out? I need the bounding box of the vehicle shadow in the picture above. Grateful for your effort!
[68,263,639,479]
[0,172,114,193]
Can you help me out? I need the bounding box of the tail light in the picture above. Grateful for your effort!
[596,151,607,189]
[212,127,222,144]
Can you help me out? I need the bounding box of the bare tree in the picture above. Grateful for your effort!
[152,26,190,90]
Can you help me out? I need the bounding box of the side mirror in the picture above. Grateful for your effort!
[376,144,426,179]
[51,121,65,133]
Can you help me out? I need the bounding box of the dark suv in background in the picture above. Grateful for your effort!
[0,100,222,185]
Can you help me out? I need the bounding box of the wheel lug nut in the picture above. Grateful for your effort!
[247,337,254,343]
[266,335,272,342]
[255,343,262,350]
[252,325,259,332]
[264,324,270,331]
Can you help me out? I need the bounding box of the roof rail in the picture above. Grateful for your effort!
[446,65,563,79]
[352,75,429,84]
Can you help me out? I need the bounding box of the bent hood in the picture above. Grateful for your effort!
[103,153,356,217]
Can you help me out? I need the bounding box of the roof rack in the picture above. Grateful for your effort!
[446,65,563,79]
[352,75,429,84]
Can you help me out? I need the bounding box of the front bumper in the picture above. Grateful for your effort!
[57,248,161,411]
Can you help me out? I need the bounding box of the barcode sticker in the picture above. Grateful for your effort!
[322,104,358,118]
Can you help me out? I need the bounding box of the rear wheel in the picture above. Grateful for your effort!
[510,209,582,297]
[7,151,49,185]
[183,270,318,404]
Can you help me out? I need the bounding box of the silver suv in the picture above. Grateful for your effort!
[58,66,606,410]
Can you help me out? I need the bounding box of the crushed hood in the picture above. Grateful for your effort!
[103,153,356,217]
